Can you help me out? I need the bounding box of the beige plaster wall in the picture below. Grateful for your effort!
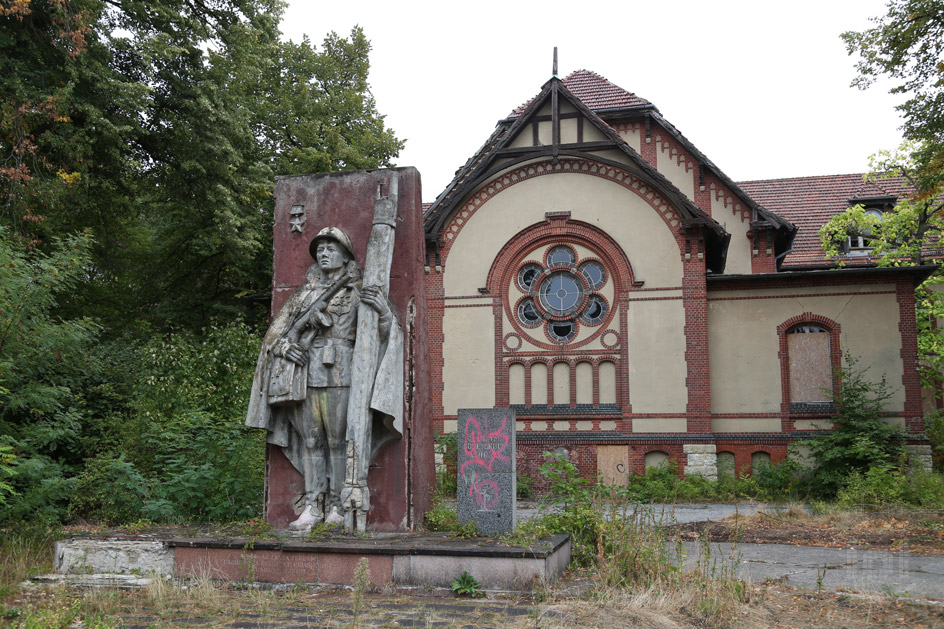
[628,300,687,413]
[711,417,781,432]
[442,173,683,297]
[655,135,695,200]
[711,193,752,275]
[707,289,904,414]
[633,417,686,432]
[616,125,641,154]
[441,306,496,414]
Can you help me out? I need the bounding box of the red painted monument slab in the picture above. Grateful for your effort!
[248,168,433,532]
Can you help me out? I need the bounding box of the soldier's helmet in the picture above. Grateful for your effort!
[309,227,355,261]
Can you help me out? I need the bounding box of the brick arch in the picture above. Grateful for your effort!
[777,312,842,427]
[439,157,685,265]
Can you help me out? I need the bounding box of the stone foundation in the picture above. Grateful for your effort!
[683,444,718,480]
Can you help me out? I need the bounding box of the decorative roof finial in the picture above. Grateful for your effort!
[552,47,558,78]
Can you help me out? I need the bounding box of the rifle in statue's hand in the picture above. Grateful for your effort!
[268,266,357,406]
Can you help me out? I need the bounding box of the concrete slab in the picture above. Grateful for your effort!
[52,532,571,592]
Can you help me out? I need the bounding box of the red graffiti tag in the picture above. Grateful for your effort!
[460,416,510,510]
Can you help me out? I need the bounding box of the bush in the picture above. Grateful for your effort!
[836,466,906,510]
[926,411,944,472]
[805,355,906,498]
[69,455,149,524]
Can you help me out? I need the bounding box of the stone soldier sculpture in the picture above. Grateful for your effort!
[246,187,403,531]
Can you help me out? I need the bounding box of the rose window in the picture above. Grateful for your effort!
[514,245,609,344]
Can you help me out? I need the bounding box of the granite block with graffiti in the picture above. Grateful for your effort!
[457,408,516,536]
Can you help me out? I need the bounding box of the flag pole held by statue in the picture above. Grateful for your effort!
[342,174,398,531]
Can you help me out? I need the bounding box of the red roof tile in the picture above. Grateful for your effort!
[510,70,651,117]
[738,174,911,268]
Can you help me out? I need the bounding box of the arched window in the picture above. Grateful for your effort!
[779,314,840,414]
[750,451,771,474]
[787,325,832,406]
[717,451,736,478]
[645,450,669,471]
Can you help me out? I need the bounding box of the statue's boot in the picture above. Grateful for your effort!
[324,505,344,525]
[288,504,322,532]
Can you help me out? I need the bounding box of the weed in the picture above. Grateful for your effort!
[450,571,482,597]
[351,557,371,624]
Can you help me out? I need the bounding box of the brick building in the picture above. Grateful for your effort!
[422,69,931,483]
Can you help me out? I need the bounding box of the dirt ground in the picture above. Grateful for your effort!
[668,509,944,555]
[5,512,944,627]
[5,574,944,628]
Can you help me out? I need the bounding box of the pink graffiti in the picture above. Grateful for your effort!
[460,416,510,510]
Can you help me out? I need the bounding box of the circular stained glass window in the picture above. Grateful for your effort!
[547,246,575,267]
[539,271,583,316]
[579,295,607,325]
[578,261,606,290]
[517,264,543,292]
[517,299,542,327]
[547,320,576,342]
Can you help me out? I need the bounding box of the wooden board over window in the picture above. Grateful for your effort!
[597,445,629,486]
[788,328,831,402]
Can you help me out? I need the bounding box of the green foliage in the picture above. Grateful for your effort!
[69,454,149,524]
[2,1,402,332]
[450,571,482,597]
[836,465,906,509]
[805,355,906,498]
[434,432,457,497]
[0,0,402,526]
[927,410,944,471]
[0,229,101,522]
[516,472,534,500]
[837,466,944,509]
[842,0,944,143]
[423,498,478,538]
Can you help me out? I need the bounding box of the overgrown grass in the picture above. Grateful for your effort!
[517,454,751,626]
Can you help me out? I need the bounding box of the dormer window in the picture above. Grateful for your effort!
[846,208,885,251]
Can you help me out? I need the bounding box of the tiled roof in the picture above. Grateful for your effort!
[737,174,910,268]
[510,70,651,117]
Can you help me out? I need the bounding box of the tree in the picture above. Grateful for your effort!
[1,1,403,332]
[805,355,905,498]
[843,0,944,144]
[822,3,944,395]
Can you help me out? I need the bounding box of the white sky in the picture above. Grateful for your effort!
[281,0,905,202]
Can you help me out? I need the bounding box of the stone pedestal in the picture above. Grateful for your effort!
[457,408,516,535]
[264,168,433,531]
[683,444,717,480]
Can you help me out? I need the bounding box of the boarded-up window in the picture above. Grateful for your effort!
[751,451,771,473]
[717,451,736,478]
[645,450,669,470]
[597,445,629,486]
[787,326,831,402]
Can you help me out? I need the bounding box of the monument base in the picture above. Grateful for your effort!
[54,532,571,592]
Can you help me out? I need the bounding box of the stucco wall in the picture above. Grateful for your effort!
[628,297,688,413]
[441,306,496,414]
[442,173,682,297]
[707,285,904,414]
